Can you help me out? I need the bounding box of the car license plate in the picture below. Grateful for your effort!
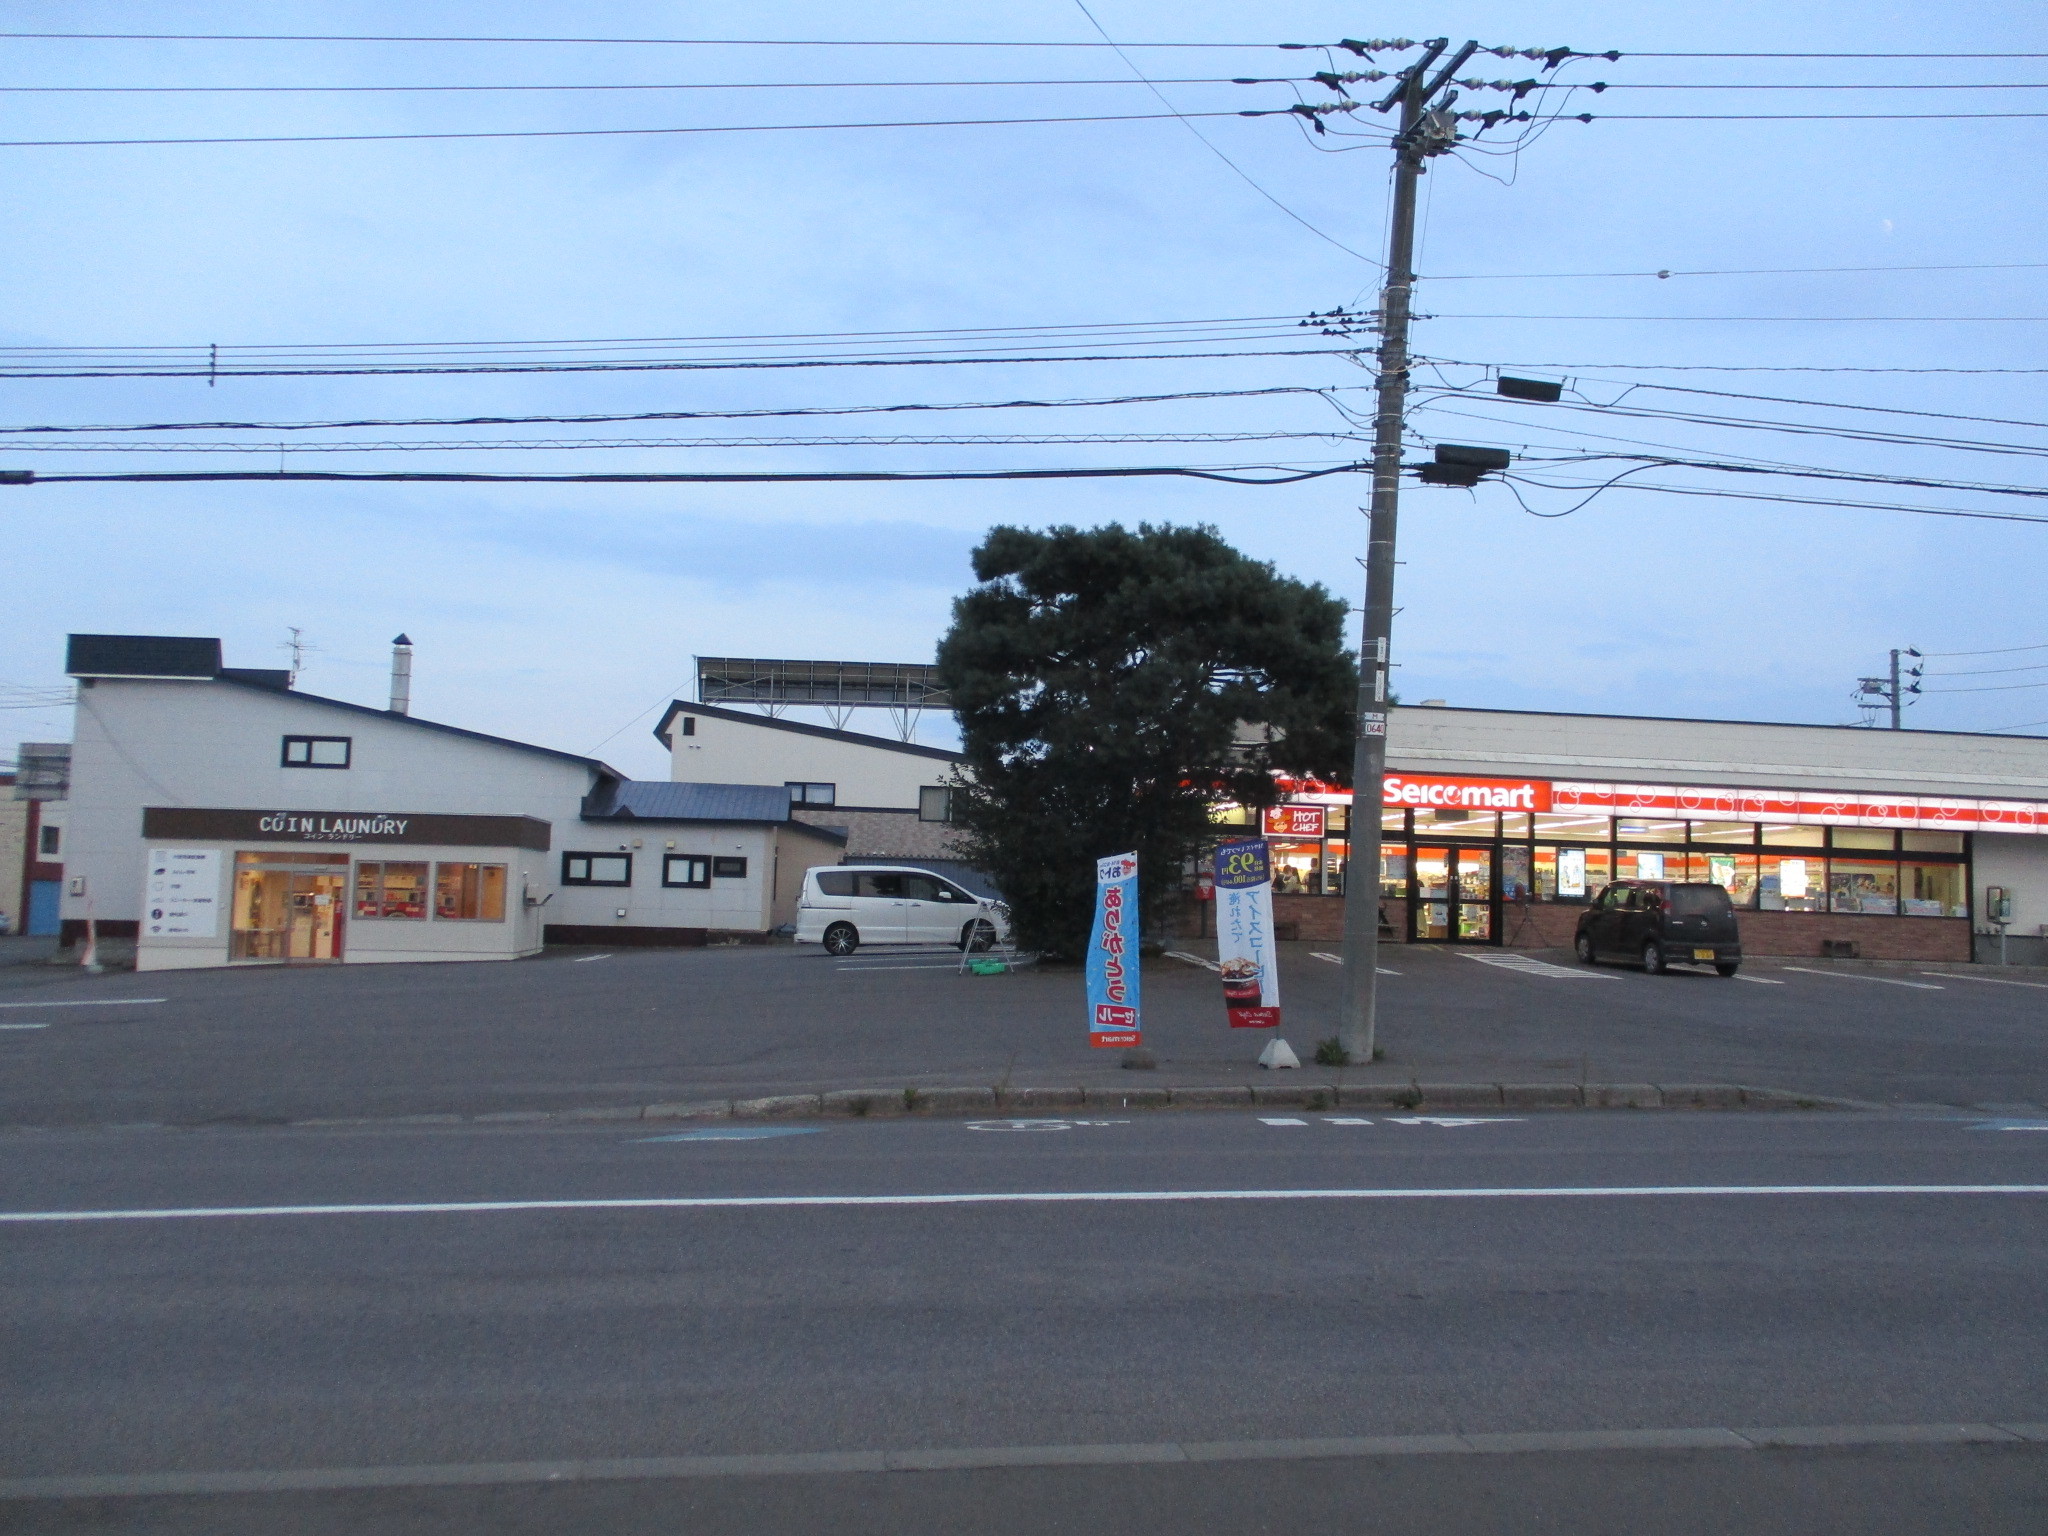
[1693,948,1716,960]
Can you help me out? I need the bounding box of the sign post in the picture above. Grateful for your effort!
[1086,853,1141,1048]
[1214,837,1281,1031]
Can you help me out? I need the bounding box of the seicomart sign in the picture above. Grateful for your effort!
[1381,774,1552,812]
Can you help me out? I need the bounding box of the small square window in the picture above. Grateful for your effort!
[918,786,954,823]
[664,855,710,888]
[282,735,351,769]
[39,825,61,857]
[712,856,748,879]
[680,716,696,736]
[562,852,632,886]
[786,782,836,806]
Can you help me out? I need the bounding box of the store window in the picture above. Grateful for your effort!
[1535,813,1610,842]
[354,861,428,919]
[1500,812,1531,840]
[1501,844,1532,902]
[1832,828,1897,851]
[1616,818,1687,844]
[663,855,710,889]
[281,735,351,769]
[712,856,748,879]
[435,863,506,921]
[1691,822,1757,845]
[1269,841,1320,894]
[1761,823,1825,848]
[1759,854,1822,911]
[1379,845,1409,900]
[1535,845,1610,902]
[1415,807,1497,838]
[1902,830,1964,854]
[1702,852,1759,906]
[1828,860,1898,915]
[1382,807,1407,834]
[1209,803,1258,828]
[786,782,836,806]
[1902,862,1966,917]
[563,853,631,886]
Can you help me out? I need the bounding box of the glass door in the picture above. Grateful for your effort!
[1410,846,1496,943]
[231,853,348,962]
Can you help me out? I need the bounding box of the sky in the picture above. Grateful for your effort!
[3,0,2046,779]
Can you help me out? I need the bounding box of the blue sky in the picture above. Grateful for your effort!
[4,0,2046,778]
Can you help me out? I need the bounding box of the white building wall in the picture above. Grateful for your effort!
[667,707,958,809]
[1974,834,2048,944]
[64,677,599,930]
[550,823,775,933]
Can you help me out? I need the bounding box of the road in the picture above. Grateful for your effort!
[4,1111,2046,1531]
[1,939,2045,1128]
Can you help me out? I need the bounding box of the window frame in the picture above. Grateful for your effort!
[38,824,60,858]
[561,851,633,887]
[434,861,508,922]
[281,734,352,770]
[918,785,954,823]
[353,859,430,920]
[711,855,749,879]
[785,781,836,806]
[663,854,711,889]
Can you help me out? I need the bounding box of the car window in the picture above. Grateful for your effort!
[814,871,856,897]
[901,874,943,902]
[1616,887,1640,911]
[859,873,906,899]
[1670,884,1734,917]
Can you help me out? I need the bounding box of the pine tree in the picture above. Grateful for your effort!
[937,523,1355,955]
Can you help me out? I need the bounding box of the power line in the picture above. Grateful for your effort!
[1625,51,2048,59]
[0,430,1365,453]
[1428,313,2048,322]
[1424,360,2048,374]
[0,76,1306,94]
[1425,261,2048,280]
[1924,640,2048,657]
[1502,474,2048,527]
[0,461,1366,487]
[1925,662,2048,676]
[1588,111,2048,119]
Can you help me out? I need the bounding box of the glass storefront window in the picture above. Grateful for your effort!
[1536,845,1610,902]
[1902,862,1966,918]
[1761,823,1825,848]
[1415,807,1497,837]
[1832,828,1896,851]
[1535,813,1611,842]
[435,862,507,922]
[1383,807,1407,834]
[1326,805,1349,834]
[1760,855,1822,911]
[1500,812,1531,840]
[1828,860,1898,915]
[1619,849,1675,880]
[1208,802,1257,827]
[355,860,429,919]
[1616,818,1687,844]
[231,852,349,961]
[1690,822,1757,845]
[1703,852,1758,906]
[1380,844,1409,900]
[1267,841,1321,895]
[1501,844,1532,902]
[1902,831,1964,854]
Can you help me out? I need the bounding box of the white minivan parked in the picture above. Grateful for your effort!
[795,865,1009,956]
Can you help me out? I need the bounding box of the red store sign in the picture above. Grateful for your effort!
[1262,804,1328,838]
[1381,774,1552,813]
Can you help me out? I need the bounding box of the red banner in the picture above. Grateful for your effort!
[1262,804,1327,838]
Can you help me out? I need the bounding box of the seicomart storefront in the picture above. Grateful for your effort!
[1217,704,2048,965]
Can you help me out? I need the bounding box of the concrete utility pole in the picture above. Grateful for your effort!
[1336,38,1478,1065]
[1856,647,1921,729]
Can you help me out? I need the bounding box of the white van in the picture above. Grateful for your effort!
[795,865,1009,956]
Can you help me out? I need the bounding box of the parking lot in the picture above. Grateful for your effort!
[0,935,2043,1129]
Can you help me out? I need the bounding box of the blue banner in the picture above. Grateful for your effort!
[1086,851,1141,1048]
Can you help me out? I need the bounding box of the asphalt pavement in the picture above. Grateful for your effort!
[5,1111,2048,1532]
[0,940,2044,1128]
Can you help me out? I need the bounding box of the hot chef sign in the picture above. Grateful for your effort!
[1381,774,1552,812]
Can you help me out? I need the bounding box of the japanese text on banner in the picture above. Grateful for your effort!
[1214,837,1280,1029]
[1086,852,1141,1047]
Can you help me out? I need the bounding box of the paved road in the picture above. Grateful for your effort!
[0,941,2044,1127]
[4,1112,2046,1530]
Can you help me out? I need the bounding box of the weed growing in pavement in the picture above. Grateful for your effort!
[903,1086,925,1113]
[1306,1089,1331,1112]
[1313,1037,1350,1067]
[1393,1085,1423,1110]
[846,1096,872,1117]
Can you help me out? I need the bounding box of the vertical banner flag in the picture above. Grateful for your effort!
[1086,852,1141,1047]
[1214,837,1281,1029]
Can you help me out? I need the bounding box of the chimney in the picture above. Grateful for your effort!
[389,634,413,715]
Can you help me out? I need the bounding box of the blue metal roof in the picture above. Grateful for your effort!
[584,780,793,824]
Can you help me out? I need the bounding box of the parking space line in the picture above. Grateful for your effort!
[572,954,613,964]
[1780,967,1943,990]
[1924,971,2048,989]
[1309,952,1400,974]
[1733,975,1786,985]
[0,1023,50,1030]
[1258,1117,1308,1127]
[0,998,166,1008]
[1165,951,1219,971]
[1459,953,1619,981]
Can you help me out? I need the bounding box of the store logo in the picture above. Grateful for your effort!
[1382,774,1551,812]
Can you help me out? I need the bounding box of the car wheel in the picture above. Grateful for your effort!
[960,919,997,952]
[1642,939,1667,975]
[823,923,859,957]
[1574,932,1597,965]
[1715,962,1740,978]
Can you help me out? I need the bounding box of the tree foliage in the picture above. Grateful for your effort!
[936,522,1356,955]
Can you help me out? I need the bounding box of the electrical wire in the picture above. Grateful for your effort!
[1499,473,2048,527]
[1,461,1367,487]
[1427,313,2048,322]
[0,32,1315,49]
[1924,662,2048,676]
[0,76,1309,94]
[0,430,1366,454]
[1425,261,2048,280]
[1925,641,2048,657]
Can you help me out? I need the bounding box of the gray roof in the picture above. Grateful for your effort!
[654,699,963,762]
[583,780,795,824]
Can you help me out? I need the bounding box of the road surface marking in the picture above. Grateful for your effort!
[1164,951,1219,971]
[1459,953,1617,981]
[1324,1117,1372,1125]
[1780,967,1942,990]
[1387,1117,1525,1127]
[965,1119,1130,1132]
[1258,1117,1308,1126]
[1310,952,1400,973]
[640,1127,823,1142]
[1970,1120,2048,1132]
[0,998,166,1008]
[1734,975,1786,984]
[5,1422,2040,1500]
[1923,971,2048,989]
[572,953,613,963]
[0,1023,50,1030]
[836,963,967,972]
[11,1185,2039,1225]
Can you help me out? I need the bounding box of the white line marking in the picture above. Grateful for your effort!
[1459,952,1618,981]
[1165,951,1219,971]
[1923,971,2048,989]
[0,998,166,1008]
[572,953,613,963]
[0,1023,50,1030]
[7,1185,2044,1224]
[1733,975,1786,984]
[3,1422,2039,1500]
[1388,1117,1525,1128]
[1309,952,1400,974]
[1258,1117,1308,1126]
[1324,1117,1372,1125]
[1780,967,1943,990]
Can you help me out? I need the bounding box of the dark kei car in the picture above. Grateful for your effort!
[1573,880,1743,976]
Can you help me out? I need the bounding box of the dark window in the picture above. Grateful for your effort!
[1669,885,1734,918]
[680,716,696,737]
[39,825,60,857]
[563,852,632,886]
[919,786,954,823]
[859,872,906,899]
[282,735,351,769]
[712,856,748,879]
[814,870,857,896]
[786,782,836,806]
[902,874,943,902]
[663,855,710,888]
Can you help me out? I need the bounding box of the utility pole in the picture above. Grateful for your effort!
[1336,38,1477,1065]
[1856,648,1921,729]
